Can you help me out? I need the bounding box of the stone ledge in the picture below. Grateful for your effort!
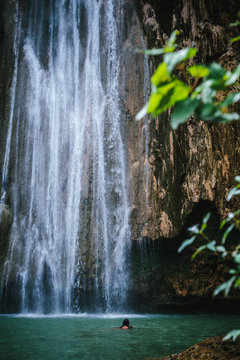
[153,335,240,360]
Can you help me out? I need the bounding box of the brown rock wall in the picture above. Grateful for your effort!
[130,0,240,239]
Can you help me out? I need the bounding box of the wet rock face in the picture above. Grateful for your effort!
[0,204,12,236]
[130,0,240,240]
[128,0,240,309]
[0,204,13,276]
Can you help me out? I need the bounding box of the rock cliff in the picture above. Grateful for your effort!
[127,0,240,310]
[130,0,240,240]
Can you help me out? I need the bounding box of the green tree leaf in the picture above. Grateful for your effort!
[178,236,196,253]
[203,212,211,224]
[206,241,216,252]
[216,245,226,253]
[224,330,240,342]
[230,20,240,27]
[213,112,240,123]
[221,93,240,107]
[222,223,235,244]
[151,62,171,87]
[188,224,199,234]
[164,48,197,72]
[192,245,207,259]
[231,36,240,43]
[188,65,209,78]
[171,98,200,129]
[227,187,240,201]
[207,63,226,80]
[225,65,240,86]
[168,30,180,46]
[213,276,236,296]
[147,80,191,116]
[196,103,217,120]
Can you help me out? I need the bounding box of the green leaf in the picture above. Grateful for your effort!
[168,30,180,46]
[200,223,207,232]
[213,276,236,297]
[164,46,177,53]
[196,103,217,120]
[192,245,207,259]
[220,219,227,229]
[206,240,216,252]
[151,62,171,87]
[222,223,235,244]
[178,236,196,253]
[213,112,240,123]
[225,65,240,86]
[150,87,176,115]
[148,92,166,113]
[171,98,200,129]
[188,65,209,78]
[224,330,240,342]
[164,48,197,72]
[233,254,240,264]
[147,82,175,114]
[188,224,199,234]
[234,277,240,287]
[221,93,240,107]
[227,187,240,201]
[208,63,227,80]
[203,212,211,224]
[197,81,218,104]
[216,245,226,253]
[148,80,191,116]
[230,20,240,27]
[231,36,240,43]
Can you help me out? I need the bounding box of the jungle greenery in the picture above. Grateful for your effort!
[137,16,240,341]
[136,30,240,129]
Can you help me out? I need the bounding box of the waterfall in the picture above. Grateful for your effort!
[0,0,130,313]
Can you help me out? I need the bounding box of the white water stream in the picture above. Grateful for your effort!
[0,0,131,313]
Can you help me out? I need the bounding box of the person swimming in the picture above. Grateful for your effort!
[120,319,133,329]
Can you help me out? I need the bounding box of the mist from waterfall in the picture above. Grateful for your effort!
[0,0,130,313]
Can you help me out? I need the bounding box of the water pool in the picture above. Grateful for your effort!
[1,313,240,359]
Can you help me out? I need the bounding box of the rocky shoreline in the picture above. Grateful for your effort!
[153,335,240,360]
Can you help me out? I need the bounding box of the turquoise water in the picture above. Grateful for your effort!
[0,313,240,360]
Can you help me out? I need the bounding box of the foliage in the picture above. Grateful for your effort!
[136,30,240,129]
[224,330,240,341]
[178,177,240,341]
[136,23,240,341]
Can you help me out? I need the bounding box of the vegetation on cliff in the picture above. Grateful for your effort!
[137,14,240,340]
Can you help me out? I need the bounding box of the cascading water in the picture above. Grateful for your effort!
[0,0,130,313]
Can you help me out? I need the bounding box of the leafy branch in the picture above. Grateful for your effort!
[136,30,240,129]
[136,20,240,341]
[178,176,240,341]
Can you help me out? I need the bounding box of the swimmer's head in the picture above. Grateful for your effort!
[122,319,129,327]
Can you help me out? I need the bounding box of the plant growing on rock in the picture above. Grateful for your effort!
[178,176,240,341]
[136,31,240,129]
[137,23,240,341]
